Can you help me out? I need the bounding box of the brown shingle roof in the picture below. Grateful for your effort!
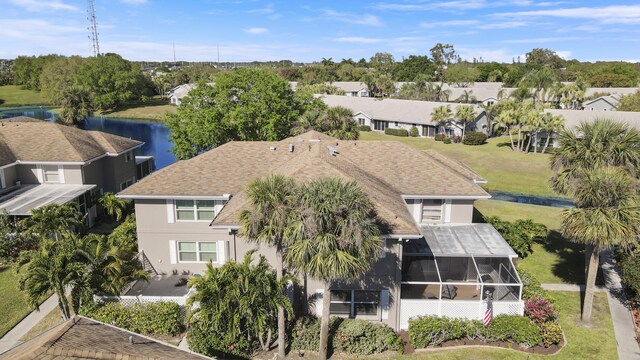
[0,117,142,166]
[0,316,210,360]
[121,132,488,235]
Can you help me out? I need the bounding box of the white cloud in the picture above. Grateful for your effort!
[555,50,572,59]
[244,27,268,34]
[335,37,384,44]
[500,36,583,44]
[121,0,148,4]
[494,5,640,25]
[419,20,480,28]
[374,1,488,11]
[456,47,520,62]
[320,9,382,26]
[476,21,528,29]
[9,0,77,11]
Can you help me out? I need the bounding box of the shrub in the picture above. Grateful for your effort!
[443,137,452,144]
[452,135,461,144]
[80,301,184,336]
[384,128,409,137]
[409,316,471,347]
[486,315,542,348]
[290,316,402,355]
[463,131,488,145]
[358,125,371,132]
[524,297,557,324]
[620,252,640,302]
[517,266,557,305]
[188,321,251,359]
[484,216,548,258]
[434,133,445,141]
[540,322,563,347]
[410,125,419,137]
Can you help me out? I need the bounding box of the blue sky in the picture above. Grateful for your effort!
[1,0,639,63]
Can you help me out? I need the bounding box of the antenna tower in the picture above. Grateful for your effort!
[87,0,100,57]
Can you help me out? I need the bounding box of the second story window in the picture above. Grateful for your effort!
[43,165,60,183]
[421,199,443,223]
[175,200,216,221]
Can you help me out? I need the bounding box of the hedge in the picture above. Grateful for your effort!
[291,316,402,355]
[434,133,445,141]
[409,315,545,349]
[79,301,184,336]
[384,128,409,137]
[463,131,488,145]
[443,137,452,144]
[619,250,640,302]
[410,125,419,137]
[358,125,371,132]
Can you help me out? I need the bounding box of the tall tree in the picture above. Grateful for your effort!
[21,203,85,242]
[239,175,297,358]
[431,105,453,135]
[430,43,457,86]
[455,105,477,141]
[520,67,558,105]
[540,113,564,154]
[99,192,130,222]
[285,178,382,360]
[551,119,640,322]
[59,86,93,127]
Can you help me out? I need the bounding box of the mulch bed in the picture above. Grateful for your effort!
[398,330,563,355]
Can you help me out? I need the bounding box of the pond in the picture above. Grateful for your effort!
[489,191,575,208]
[0,107,176,169]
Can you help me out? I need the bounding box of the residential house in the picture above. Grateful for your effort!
[118,131,524,331]
[582,95,620,111]
[0,316,210,359]
[331,81,371,97]
[0,117,153,226]
[168,82,216,106]
[320,95,491,137]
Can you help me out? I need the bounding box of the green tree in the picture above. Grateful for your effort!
[21,203,85,242]
[369,52,395,74]
[39,56,85,105]
[540,113,564,154]
[166,68,310,160]
[187,251,293,357]
[430,43,457,85]
[393,55,435,82]
[239,175,298,358]
[431,105,453,135]
[323,106,359,140]
[13,55,61,90]
[455,105,477,140]
[525,48,565,69]
[285,178,382,360]
[520,67,557,105]
[99,192,130,222]
[59,86,93,127]
[618,91,640,112]
[444,63,480,87]
[551,119,640,322]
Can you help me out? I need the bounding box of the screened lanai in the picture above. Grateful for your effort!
[398,224,524,329]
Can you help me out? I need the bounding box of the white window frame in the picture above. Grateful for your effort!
[42,165,61,184]
[421,199,444,223]
[329,290,381,320]
[176,241,220,264]
[174,199,218,222]
[0,168,5,188]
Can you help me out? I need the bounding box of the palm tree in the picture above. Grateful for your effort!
[17,237,84,320]
[560,167,640,322]
[99,193,130,222]
[457,90,476,104]
[292,109,324,135]
[431,105,453,135]
[324,106,359,140]
[520,67,557,105]
[493,107,517,150]
[21,203,85,242]
[238,174,297,358]
[59,85,93,127]
[551,119,640,322]
[285,178,382,360]
[455,105,477,141]
[540,114,564,154]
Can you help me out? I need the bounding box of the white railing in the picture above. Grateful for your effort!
[93,294,188,306]
[399,299,524,330]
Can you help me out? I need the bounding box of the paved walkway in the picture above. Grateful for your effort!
[542,251,640,360]
[0,293,60,354]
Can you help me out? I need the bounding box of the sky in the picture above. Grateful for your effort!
[1,0,639,63]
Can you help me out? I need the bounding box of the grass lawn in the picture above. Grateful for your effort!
[0,85,49,107]
[0,265,40,338]
[97,97,176,121]
[398,291,617,360]
[359,132,556,197]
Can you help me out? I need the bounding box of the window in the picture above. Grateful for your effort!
[330,290,380,318]
[358,118,366,125]
[119,178,133,191]
[43,165,60,183]
[421,199,443,223]
[373,120,389,131]
[177,241,218,263]
[124,151,133,162]
[175,200,216,221]
[394,122,399,127]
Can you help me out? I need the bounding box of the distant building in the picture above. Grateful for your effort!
[582,95,620,111]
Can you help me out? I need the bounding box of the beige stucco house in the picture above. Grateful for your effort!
[119,131,523,330]
[0,117,152,226]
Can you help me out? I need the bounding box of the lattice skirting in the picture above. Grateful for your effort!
[399,299,524,329]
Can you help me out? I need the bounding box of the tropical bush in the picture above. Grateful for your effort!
[434,133,445,141]
[0,211,37,263]
[107,214,138,252]
[524,297,557,324]
[384,128,409,137]
[80,301,183,336]
[463,131,488,145]
[358,125,371,132]
[443,137,452,144]
[540,322,563,347]
[410,125,419,137]
[452,135,461,144]
[290,316,402,355]
[619,250,640,302]
[484,216,548,258]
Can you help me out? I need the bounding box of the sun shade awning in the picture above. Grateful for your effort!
[407,224,517,258]
[0,184,95,216]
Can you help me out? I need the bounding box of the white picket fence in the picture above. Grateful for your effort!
[93,294,189,306]
[399,299,524,329]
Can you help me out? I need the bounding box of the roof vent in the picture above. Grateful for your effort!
[288,144,294,152]
[269,146,276,151]
[309,139,321,143]
[327,146,339,156]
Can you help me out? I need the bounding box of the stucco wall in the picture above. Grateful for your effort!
[63,166,84,184]
[16,165,39,184]
[2,165,17,188]
[83,153,136,193]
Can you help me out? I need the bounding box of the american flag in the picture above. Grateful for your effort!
[483,292,493,326]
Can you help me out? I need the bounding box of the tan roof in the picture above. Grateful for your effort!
[544,109,640,131]
[0,316,210,360]
[0,117,142,166]
[121,131,488,235]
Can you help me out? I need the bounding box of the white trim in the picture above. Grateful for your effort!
[118,194,231,200]
[217,241,226,263]
[0,168,5,188]
[176,240,221,264]
[315,289,324,316]
[36,165,44,183]
[473,179,488,184]
[379,239,387,259]
[174,199,219,223]
[412,200,421,223]
[58,165,65,184]
[380,289,390,320]
[18,160,85,166]
[166,200,175,223]
[402,195,491,200]
[444,199,452,223]
[383,234,422,239]
[169,240,177,264]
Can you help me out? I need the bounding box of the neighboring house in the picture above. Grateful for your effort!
[330,81,371,97]
[0,315,210,359]
[168,82,215,106]
[582,95,620,111]
[118,131,524,330]
[584,87,639,98]
[320,95,491,137]
[0,117,153,226]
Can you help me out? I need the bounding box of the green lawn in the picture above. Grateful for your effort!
[97,96,176,121]
[0,85,49,107]
[359,132,556,196]
[398,291,617,360]
[0,266,40,338]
